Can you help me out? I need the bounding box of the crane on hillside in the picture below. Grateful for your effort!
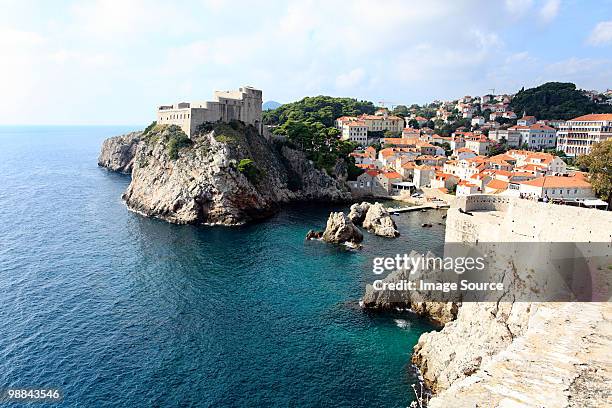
[378,101,400,109]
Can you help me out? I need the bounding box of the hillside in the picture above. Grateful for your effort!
[509,82,612,120]
[263,95,376,127]
[262,96,376,175]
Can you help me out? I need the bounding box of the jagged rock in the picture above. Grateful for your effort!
[412,302,534,394]
[362,202,399,237]
[321,212,363,245]
[361,250,458,325]
[100,122,351,226]
[97,131,142,173]
[305,229,323,240]
[332,158,348,181]
[348,201,371,225]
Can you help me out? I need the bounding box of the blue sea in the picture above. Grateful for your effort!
[0,126,446,407]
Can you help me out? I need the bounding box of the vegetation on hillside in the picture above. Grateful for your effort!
[166,126,191,160]
[263,95,376,127]
[264,96,374,174]
[576,139,612,205]
[237,158,262,183]
[141,122,192,160]
[509,82,612,120]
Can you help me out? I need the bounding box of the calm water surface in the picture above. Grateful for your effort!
[0,126,446,407]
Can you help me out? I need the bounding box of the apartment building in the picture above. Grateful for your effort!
[556,114,612,156]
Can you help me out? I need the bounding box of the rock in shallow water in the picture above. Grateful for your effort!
[362,203,399,237]
[347,202,371,225]
[321,212,363,245]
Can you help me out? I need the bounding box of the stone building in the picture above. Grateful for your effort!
[156,86,263,137]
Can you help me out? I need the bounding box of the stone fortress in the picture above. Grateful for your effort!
[156,86,263,137]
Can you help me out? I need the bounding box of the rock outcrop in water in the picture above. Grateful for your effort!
[363,203,399,237]
[98,131,142,173]
[99,122,351,226]
[362,203,399,237]
[321,212,363,245]
[347,202,370,225]
[348,202,399,238]
[361,250,458,325]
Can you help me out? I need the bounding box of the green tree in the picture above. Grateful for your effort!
[407,119,420,129]
[509,82,612,120]
[576,140,612,206]
[392,105,409,117]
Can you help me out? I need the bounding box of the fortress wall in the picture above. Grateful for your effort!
[448,195,612,243]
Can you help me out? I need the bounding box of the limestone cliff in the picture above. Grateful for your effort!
[100,122,351,226]
[97,131,142,173]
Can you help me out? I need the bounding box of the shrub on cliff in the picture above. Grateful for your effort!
[237,158,261,183]
[212,121,246,145]
[143,121,157,136]
[165,125,191,160]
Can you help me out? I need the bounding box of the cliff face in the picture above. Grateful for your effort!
[100,123,350,226]
[97,131,142,173]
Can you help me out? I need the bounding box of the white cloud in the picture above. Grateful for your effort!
[539,0,560,23]
[0,0,608,124]
[504,0,534,16]
[587,21,612,46]
[335,68,366,89]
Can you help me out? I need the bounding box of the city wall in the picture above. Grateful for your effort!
[448,194,612,243]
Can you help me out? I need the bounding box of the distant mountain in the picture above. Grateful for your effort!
[509,82,612,120]
[262,101,282,111]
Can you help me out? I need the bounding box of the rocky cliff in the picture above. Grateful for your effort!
[97,131,142,173]
[405,198,612,407]
[99,122,351,226]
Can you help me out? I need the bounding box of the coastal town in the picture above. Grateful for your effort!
[338,90,611,210]
[150,83,611,212]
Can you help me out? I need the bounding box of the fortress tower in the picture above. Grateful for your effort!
[156,86,263,137]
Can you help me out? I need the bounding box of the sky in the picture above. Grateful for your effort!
[1,0,611,125]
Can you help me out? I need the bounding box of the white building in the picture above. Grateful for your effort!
[489,129,521,147]
[515,175,595,200]
[471,116,485,126]
[341,121,369,145]
[517,115,537,126]
[157,86,263,137]
[556,114,612,156]
[464,137,491,155]
[413,165,435,188]
[508,123,557,149]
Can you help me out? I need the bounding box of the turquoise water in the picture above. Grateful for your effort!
[0,126,446,407]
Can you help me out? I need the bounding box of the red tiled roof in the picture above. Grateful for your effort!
[486,179,509,190]
[568,114,612,121]
[519,175,592,188]
[381,171,402,179]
